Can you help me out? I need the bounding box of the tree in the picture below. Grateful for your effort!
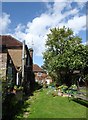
[43,26,88,87]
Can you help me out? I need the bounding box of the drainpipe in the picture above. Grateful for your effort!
[22,40,25,85]
[16,72,19,85]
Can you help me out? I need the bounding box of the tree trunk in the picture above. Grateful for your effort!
[77,80,80,91]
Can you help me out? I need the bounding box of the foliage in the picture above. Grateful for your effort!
[58,85,68,93]
[2,92,24,120]
[70,84,77,89]
[43,26,88,86]
[34,81,43,90]
[84,74,88,81]
[58,85,68,89]
[14,85,23,91]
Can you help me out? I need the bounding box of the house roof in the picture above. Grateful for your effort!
[0,35,23,70]
[0,35,22,48]
[8,49,22,69]
[33,64,44,72]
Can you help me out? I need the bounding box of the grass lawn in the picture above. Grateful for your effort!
[15,88,87,119]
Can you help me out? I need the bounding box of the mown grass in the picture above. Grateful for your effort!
[15,88,87,119]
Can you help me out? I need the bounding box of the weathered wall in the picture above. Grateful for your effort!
[0,53,7,79]
[34,72,47,82]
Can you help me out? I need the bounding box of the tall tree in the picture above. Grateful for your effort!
[43,26,88,86]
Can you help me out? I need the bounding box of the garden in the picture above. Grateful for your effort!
[1,74,88,119]
[14,86,87,119]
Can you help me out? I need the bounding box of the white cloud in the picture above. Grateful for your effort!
[2,0,88,2]
[66,15,86,34]
[26,14,52,35]
[15,23,25,32]
[77,2,86,9]
[0,12,11,34]
[82,41,88,45]
[42,0,88,2]
[4,1,86,57]
[73,0,87,2]
[14,24,26,42]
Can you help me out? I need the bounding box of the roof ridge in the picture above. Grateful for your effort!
[33,64,44,72]
[0,35,22,47]
[0,35,22,43]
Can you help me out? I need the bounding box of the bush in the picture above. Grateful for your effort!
[34,82,43,90]
[58,85,68,93]
[69,84,77,90]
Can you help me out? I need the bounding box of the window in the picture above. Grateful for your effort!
[37,72,42,76]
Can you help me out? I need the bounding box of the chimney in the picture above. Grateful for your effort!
[29,48,33,59]
[29,48,33,70]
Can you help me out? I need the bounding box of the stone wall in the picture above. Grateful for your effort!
[0,53,7,79]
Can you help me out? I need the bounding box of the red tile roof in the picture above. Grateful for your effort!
[33,64,44,72]
[0,35,22,47]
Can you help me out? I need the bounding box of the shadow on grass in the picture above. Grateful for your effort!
[14,98,31,119]
[2,82,43,120]
[73,98,88,107]
[2,93,26,120]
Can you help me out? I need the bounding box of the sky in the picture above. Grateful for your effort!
[0,0,87,67]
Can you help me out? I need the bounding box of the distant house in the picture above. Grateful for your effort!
[0,35,35,93]
[33,64,47,83]
[45,76,52,85]
[33,64,52,84]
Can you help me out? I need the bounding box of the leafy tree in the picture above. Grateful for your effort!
[43,26,88,87]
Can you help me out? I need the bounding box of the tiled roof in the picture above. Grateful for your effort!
[33,64,44,72]
[8,49,22,69]
[0,35,22,47]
